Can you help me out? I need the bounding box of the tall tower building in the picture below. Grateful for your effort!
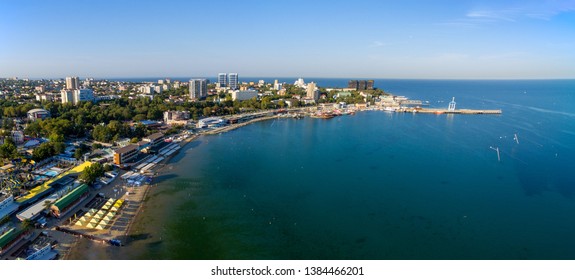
[189,79,207,100]
[228,73,238,90]
[60,90,74,104]
[66,76,79,90]
[366,80,374,90]
[348,80,358,90]
[307,82,319,100]
[217,73,227,88]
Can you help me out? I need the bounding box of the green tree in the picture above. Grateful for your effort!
[80,162,104,184]
[48,132,64,143]
[32,142,55,161]
[0,137,18,159]
[24,121,42,137]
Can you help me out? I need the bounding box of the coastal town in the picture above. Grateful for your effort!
[0,75,500,260]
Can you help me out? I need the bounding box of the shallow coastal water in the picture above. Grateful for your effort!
[74,79,575,260]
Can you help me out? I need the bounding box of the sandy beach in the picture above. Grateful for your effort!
[61,115,284,259]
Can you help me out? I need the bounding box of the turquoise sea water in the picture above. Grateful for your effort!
[115,80,575,260]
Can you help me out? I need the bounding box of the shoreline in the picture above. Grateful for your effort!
[61,116,279,259]
[61,104,502,259]
[59,108,402,259]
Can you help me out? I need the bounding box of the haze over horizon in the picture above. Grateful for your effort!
[1,0,575,79]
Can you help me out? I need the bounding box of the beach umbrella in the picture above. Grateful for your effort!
[75,220,84,226]
[79,216,88,222]
[101,204,111,210]
[102,216,111,222]
[107,198,115,203]
[95,224,104,230]
[110,206,119,212]
[88,209,97,214]
[86,223,94,229]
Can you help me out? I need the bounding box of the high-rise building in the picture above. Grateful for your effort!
[189,79,207,100]
[61,89,94,104]
[348,80,375,90]
[366,80,374,90]
[228,73,238,90]
[273,79,282,91]
[60,90,74,104]
[65,76,79,90]
[307,82,319,100]
[73,89,94,104]
[217,73,227,88]
[348,80,358,89]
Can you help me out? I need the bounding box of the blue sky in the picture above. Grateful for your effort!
[1,0,574,79]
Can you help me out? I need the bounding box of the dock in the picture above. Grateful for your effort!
[408,97,501,115]
[414,108,502,114]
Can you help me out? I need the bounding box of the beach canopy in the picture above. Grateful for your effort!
[107,198,115,203]
[101,204,111,210]
[110,207,118,212]
[75,220,84,226]
[97,210,106,215]
[95,224,105,230]
[86,223,94,229]
[88,209,97,214]
[102,216,111,222]
[98,219,109,226]
[79,216,88,222]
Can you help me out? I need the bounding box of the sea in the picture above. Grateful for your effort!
[73,79,575,260]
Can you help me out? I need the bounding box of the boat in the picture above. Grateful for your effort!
[310,112,336,119]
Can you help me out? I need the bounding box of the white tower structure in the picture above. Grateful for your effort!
[448,97,456,111]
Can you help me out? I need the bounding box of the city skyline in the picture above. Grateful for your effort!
[1,0,575,79]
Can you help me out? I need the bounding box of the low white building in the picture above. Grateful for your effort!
[197,117,224,128]
[231,90,258,101]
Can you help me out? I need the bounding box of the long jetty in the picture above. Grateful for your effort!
[413,108,502,114]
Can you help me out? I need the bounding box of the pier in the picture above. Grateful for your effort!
[414,108,502,114]
[408,97,501,114]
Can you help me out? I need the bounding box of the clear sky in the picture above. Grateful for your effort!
[1,0,574,79]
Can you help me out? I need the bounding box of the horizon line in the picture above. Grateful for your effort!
[3,76,575,81]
